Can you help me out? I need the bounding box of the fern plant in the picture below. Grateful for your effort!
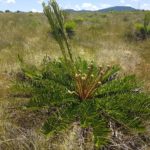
[13,0,150,149]
[14,57,150,148]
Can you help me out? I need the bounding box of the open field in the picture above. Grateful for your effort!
[0,11,150,149]
[0,12,150,80]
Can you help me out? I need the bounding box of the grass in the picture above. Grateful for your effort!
[0,10,150,149]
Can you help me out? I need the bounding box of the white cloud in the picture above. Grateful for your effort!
[120,0,125,4]
[131,0,139,2]
[120,0,139,3]
[81,3,98,10]
[125,4,132,7]
[37,0,44,4]
[141,3,150,10]
[6,0,15,4]
[31,8,42,13]
[100,4,111,9]
[74,4,81,10]
[74,3,98,11]
[73,3,111,10]
[0,0,16,4]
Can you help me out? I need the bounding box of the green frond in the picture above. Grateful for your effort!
[101,65,120,83]
[42,103,78,136]
[96,75,139,98]
[96,92,150,133]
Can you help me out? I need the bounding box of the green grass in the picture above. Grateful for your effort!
[0,12,149,82]
[0,12,149,64]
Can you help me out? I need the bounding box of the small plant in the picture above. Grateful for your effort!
[134,13,150,40]
[14,0,150,149]
[123,16,128,22]
[101,14,107,18]
[16,10,22,13]
[5,10,11,13]
[134,23,147,40]
[65,21,76,38]
[74,17,84,25]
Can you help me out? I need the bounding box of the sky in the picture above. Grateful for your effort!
[0,0,150,12]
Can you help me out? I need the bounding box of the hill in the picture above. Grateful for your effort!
[65,6,136,13]
[99,6,136,12]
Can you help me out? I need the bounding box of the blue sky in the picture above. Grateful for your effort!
[0,0,150,12]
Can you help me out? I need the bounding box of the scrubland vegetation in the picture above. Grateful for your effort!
[0,0,150,149]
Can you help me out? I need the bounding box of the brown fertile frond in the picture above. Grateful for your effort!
[74,63,112,100]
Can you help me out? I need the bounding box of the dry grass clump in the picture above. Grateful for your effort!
[0,115,149,150]
[0,122,91,150]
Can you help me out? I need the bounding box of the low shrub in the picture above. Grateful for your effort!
[5,10,11,13]
[134,23,147,40]
[125,13,150,41]
[123,16,129,22]
[65,21,76,38]
[101,14,107,18]
[74,17,84,25]
[16,10,22,13]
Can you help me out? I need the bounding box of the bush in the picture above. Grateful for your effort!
[123,16,129,22]
[65,21,76,38]
[101,14,107,18]
[16,10,22,13]
[134,23,147,40]
[125,13,150,41]
[74,17,84,25]
[5,10,11,13]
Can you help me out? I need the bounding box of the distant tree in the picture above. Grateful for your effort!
[5,10,11,13]
[16,10,21,13]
